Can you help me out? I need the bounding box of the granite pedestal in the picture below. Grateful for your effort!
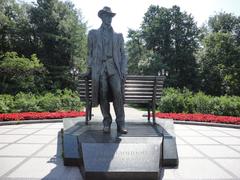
[62,119,178,180]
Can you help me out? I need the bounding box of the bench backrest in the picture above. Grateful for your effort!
[124,75,165,103]
[78,75,165,104]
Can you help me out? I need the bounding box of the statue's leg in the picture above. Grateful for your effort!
[99,71,112,127]
[109,74,125,128]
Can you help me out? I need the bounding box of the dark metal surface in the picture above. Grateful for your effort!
[62,119,179,180]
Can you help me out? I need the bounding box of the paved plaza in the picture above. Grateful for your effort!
[0,106,240,180]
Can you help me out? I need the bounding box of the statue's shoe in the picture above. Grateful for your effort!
[117,127,128,134]
[103,126,111,133]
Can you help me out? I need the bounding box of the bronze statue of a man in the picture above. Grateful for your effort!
[87,7,128,134]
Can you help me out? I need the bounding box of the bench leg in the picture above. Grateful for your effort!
[85,105,89,125]
[152,103,156,125]
[147,103,150,122]
[89,101,92,121]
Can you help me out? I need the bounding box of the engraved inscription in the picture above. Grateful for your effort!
[82,143,161,171]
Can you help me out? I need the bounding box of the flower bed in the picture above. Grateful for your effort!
[156,112,240,125]
[1,111,240,125]
[0,111,85,121]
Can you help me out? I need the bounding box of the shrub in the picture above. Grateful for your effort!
[13,92,40,112]
[158,88,193,113]
[0,95,14,113]
[38,92,62,112]
[0,52,47,94]
[0,89,83,113]
[215,96,240,116]
[191,92,213,114]
[158,88,240,117]
[158,88,185,113]
[59,89,83,111]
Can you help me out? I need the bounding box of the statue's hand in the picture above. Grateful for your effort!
[80,69,91,79]
[122,74,127,83]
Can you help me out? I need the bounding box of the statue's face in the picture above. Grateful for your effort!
[101,13,112,26]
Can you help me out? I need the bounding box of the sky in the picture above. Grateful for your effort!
[24,0,240,39]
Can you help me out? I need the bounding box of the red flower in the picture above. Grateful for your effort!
[155,112,240,125]
[0,111,85,121]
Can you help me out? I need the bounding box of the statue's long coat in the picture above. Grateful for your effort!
[87,28,127,107]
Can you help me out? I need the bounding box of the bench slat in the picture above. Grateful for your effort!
[125,81,164,85]
[126,75,165,81]
[78,75,164,102]
[124,96,162,99]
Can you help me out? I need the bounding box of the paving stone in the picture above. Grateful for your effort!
[0,129,13,134]
[33,129,61,135]
[181,137,220,145]
[177,145,204,158]
[8,157,82,180]
[212,137,240,145]
[47,123,63,129]
[163,158,232,179]
[213,127,240,132]
[173,124,192,131]
[20,124,50,129]
[230,145,240,152]
[175,130,202,137]
[195,145,240,158]
[223,131,240,137]
[0,125,24,129]
[175,138,187,145]
[215,159,240,177]
[0,144,7,149]
[0,157,25,176]
[197,130,230,137]
[1,106,240,180]
[35,144,62,157]
[49,137,63,145]
[5,128,39,135]
[188,125,214,131]
[17,135,56,144]
[0,144,44,156]
[0,135,26,143]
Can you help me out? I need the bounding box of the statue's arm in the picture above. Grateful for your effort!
[87,30,94,70]
[83,30,94,78]
[120,33,128,79]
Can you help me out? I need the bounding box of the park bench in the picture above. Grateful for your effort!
[78,75,166,124]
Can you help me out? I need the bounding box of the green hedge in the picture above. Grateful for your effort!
[0,89,83,113]
[158,88,240,116]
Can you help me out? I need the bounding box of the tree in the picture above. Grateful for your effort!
[208,12,240,46]
[30,0,87,89]
[0,52,47,94]
[126,29,154,75]
[0,0,35,56]
[208,12,239,33]
[128,5,200,90]
[199,32,240,96]
[0,0,88,91]
[197,12,240,96]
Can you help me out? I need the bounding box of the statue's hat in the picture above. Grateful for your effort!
[98,6,116,18]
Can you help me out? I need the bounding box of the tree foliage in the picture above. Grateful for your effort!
[0,0,87,92]
[29,0,87,89]
[208,12,239,33]
[127,5,200,90]
[0,52,47,94]
[126,30,155,75]
[0,0,34,56]
[198,12,240,96]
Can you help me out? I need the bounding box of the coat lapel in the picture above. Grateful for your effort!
[96,29,102,59]
[113,33,122,78]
